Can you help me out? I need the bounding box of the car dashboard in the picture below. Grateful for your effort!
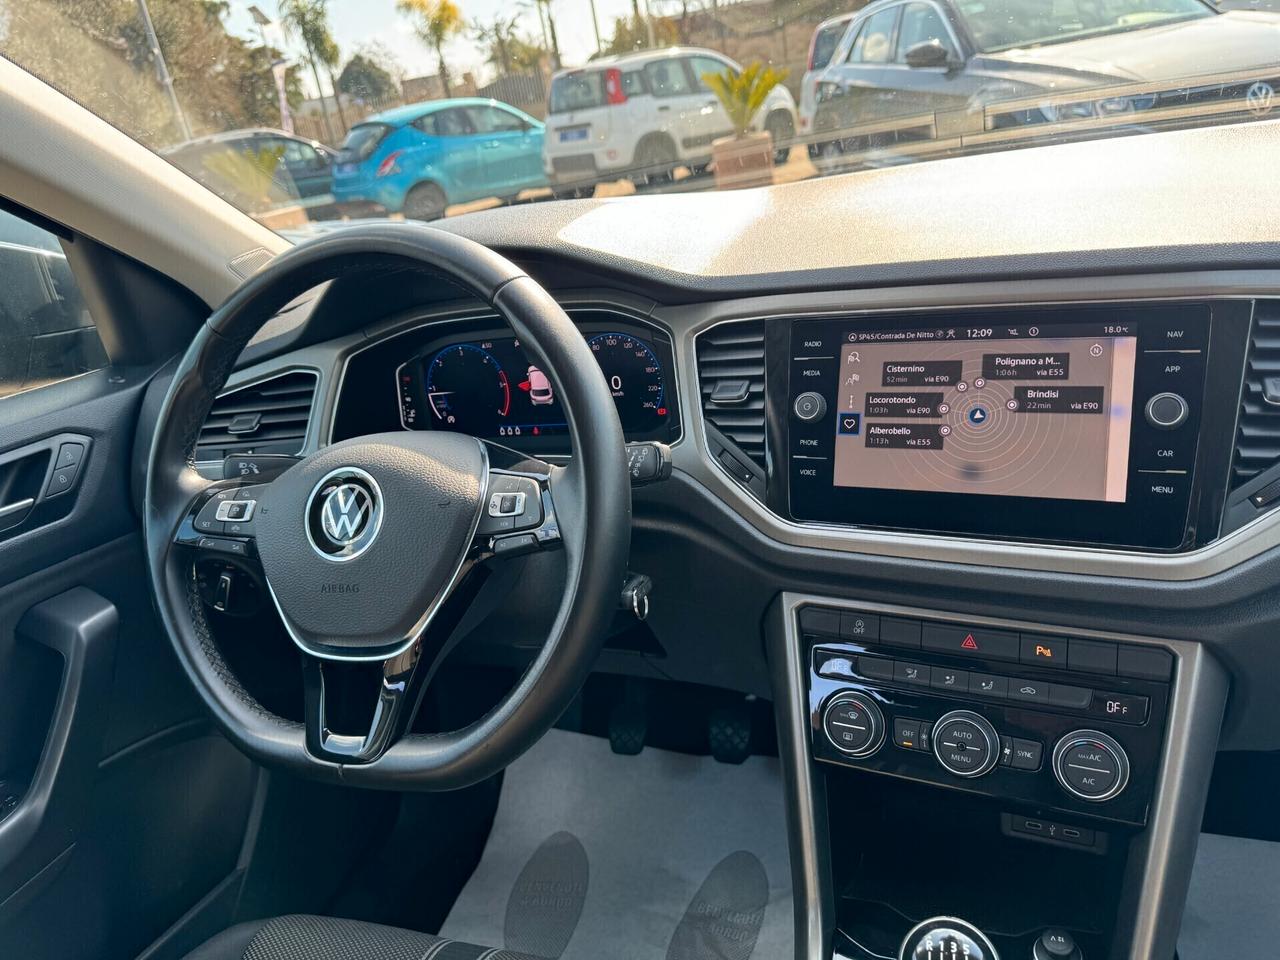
[185,119,1280,960]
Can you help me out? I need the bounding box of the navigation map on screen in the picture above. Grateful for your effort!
[831,324,1137,503]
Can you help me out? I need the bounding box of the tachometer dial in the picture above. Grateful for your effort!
[424,343,510,434]
[587,332,666,427]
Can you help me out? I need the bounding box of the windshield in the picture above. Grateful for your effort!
[959,0,1216,51]
[2,0,1276,235]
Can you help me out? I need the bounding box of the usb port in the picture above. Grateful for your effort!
[1062,828,1082,840]
[1023,820,1044,832]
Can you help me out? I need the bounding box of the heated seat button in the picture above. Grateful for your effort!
[929,666,969,693]
[970,674,1008,699]
[922,623,1019,662]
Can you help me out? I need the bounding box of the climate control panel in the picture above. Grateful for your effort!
[803,604,1171,826]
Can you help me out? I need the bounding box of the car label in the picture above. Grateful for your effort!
[559,128,589,143]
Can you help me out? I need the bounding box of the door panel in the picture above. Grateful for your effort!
[0,216,258,959]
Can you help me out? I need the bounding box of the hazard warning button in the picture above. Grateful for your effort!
[922,623,1020,662]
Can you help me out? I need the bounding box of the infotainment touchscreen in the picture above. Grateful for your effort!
[784,304,1215,550]
[832,324,1137,503]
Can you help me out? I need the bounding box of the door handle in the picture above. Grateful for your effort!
[0,497,35,524]
[483,140,501,149]
[657,105,670,112]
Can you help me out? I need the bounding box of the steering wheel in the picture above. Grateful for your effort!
[143,224,631,790]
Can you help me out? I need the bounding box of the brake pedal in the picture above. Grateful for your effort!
[708,705,751,764]
[609,701,647,755]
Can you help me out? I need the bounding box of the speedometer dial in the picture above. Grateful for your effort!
[424,343,510,434]
[587,332,667,428]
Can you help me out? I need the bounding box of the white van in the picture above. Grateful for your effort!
[543,48,798,195]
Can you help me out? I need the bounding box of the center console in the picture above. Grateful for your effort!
[769,593,1227,960]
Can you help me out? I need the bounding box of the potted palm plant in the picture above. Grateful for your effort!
[701,61,790,190]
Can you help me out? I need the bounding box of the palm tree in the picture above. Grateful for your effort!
[397,0,466,97]
[536,0,562,69]
[471,14,521,74]
[279,0,343,139]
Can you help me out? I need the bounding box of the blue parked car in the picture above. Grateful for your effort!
[332,98,547,220]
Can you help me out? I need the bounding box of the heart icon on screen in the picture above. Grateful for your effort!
[842,417,857,430]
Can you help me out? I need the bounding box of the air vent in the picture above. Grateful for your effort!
[1233,301,1280,488]
[696,320,766,470]
[197,370,317,462]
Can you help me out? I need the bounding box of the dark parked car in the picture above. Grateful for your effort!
[812,0,1280,165]
[162,129,337,215]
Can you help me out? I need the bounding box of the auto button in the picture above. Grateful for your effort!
[932,710,999,779]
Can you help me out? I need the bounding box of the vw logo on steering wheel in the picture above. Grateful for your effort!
[306,467,383,561]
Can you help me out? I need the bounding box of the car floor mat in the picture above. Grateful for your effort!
[503,831,590,958]
[440,729,793,960]
[665,851,769,960]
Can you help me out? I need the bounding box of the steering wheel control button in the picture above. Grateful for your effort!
[822,692,885,758]
[305,467,383,562]
[1034,929,1081,960]
[900,917,999,960]
[214,499,256,523]
[1144,391,1189,429]
[793,391,827,422]
[197,536,249,558]
[922,623,1019,662]
[1053,730,1130,802]
[932,710,999,778]
[488,491,526,517]
[477,474,543,535]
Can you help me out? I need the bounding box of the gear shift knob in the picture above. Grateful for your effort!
[900,916,1000,960]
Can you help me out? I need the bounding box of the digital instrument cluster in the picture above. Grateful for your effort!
[397,330,672,442]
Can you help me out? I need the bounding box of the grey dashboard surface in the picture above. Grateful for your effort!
[434,119,1280,298]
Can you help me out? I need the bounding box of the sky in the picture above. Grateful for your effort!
[221,0,649,96]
